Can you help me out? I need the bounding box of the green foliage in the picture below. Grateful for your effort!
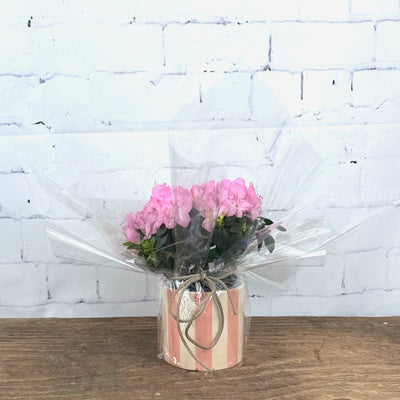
[123,209,286,274]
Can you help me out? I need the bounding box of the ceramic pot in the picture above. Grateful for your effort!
[158,277,245,371]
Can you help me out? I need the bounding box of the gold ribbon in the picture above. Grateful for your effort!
[168,272,237,372]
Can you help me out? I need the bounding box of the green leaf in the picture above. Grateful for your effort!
[141,237,156,257]
[123,241,141,250]
[276,225,286,232]
[230,223,242,234]
[261,218,274,225]
[157,224,167,235]
[263,234,275,253]
[155,227,169,248]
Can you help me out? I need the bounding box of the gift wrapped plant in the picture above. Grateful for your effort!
[25,129,388,372]
[122,178,286,370]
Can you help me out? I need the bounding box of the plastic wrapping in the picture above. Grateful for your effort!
[21,75,399,371]
[22,128,398,372]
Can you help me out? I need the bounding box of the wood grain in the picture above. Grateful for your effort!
[0,317,399,400]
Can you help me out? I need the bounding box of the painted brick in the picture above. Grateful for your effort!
[298,0,349,20]
[22,218,68,263]
[241,0,299,21]
[0,263,47,306]
[0,137,19,171]
[271,22,375,70]
[353,70,400,106]
[47,263,98,303]
[199,73,251,120]
[328,207,400,255]
[271,294,358,316]
[0,24,163,76]
[164,24,270,72]
[249,296,271,316]
[71,300,159,317]
[51,24,163,75]
[33,74,203,132]
[352,0,399,16]
[247,268,297,297]
[0,301,159,318]
[344,249,387,292]
[0,27,54,75]
[0,174,33,218]
[136,0,299,22]
[22,218,106,264]
[0,76,38,127]
[376,22,400,67]
[300,126,356,164]
[69,1,137,25]
[339,125,400,158]
[164,129,266,167]
[361,129,400,158]
[302,70,351,108]
[44,132,170,173]
[0,219,22,263]
[135,0,243,22]
[271,290,400,316]
[359,158,400,203]
[252,71,301,124]
[295,255,345,295]
[388,248,400,288]
[100,168,171,201]
[97,268,147,303]
[0,0,400,318]
[0,123,25,136]
[146,275,160,301]
[309,163,361,207]
[0,0,83,27]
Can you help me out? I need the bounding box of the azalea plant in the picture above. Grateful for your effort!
[123,178,285,276]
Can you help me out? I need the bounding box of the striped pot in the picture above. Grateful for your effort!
[158,278,245,371]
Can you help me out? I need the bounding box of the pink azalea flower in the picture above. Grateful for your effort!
[161,186,192,229]
[123,212,141,242]
[218,178,262,220]
[246,182,262,220]
[191,181,220,231]
[124,179,262,242]
[123,183,192,241]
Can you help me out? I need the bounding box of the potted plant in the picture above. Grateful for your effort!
[123,179,285,371]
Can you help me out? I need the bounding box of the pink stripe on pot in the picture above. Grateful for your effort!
[167,289,180,367]
[194,292,213,371]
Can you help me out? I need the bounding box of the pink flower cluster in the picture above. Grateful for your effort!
[124,184,192,241]
[124,179,262,242]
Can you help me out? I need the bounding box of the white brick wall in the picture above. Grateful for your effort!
[388,248,400,288]
[252,71,301,123]
[47,263,98,303]
[298,0,349,20]
[0,263,47,306]
[351,0,399,16]
[344,249,388,292]
[271,22,375,70]
[0,0,399,317]
[376,22,400,67]
[302,70,351,108]
[164,24,270,72]
[0,220,23,263]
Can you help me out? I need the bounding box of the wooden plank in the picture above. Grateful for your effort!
[0,317,399,399]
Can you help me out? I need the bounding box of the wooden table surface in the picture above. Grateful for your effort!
[0,317,399,400]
